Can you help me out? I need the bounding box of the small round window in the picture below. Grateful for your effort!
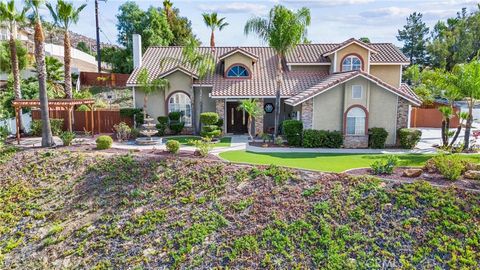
[227,65,249,78]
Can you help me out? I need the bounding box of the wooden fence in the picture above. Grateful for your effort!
[411,107,460,128]
[79,72,130,88]
[32,109,134,134]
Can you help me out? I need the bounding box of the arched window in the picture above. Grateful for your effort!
[168,92,192,127]
[342,55,362,71]
[346,107,366,135]
[226,65,249,78]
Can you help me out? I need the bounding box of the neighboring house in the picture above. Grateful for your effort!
[126,37,421,148]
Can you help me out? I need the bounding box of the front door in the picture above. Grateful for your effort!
[226,102,248,134]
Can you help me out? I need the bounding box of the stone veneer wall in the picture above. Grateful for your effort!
[344,136,368,148]
[215,99,225,133]
[254,99,264,136]
[396,98,409,129]
[301,99,313,129]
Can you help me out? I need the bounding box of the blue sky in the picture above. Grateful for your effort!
[35,0,480,47]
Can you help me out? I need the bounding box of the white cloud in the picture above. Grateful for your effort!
[198,2,268,16]
[277,0,375,7]
[360,7,412,18]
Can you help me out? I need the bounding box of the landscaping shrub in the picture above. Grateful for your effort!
[59,131,75,146]
[282,120,303,146]
[0,125,9,142]
[216,118,224,131]
[120,108,144,127]
[96,135,113,150]
[302,129,343,148]
[399,128,422,149]
[200,112,221,138]
[166,140,180,154]
[370,155,398,175]
[156,116,169,136]
[168,112,184,135]
[31,119,64,136]
[189,137,213,157]
[369,127,388,149]
[113,122,131,142]
[432,154,464,181]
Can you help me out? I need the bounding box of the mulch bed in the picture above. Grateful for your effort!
[346,167,480,191]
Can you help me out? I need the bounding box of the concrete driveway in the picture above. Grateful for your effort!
[417,127,479,149]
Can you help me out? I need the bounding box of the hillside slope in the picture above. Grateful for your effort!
[0,149,479,269]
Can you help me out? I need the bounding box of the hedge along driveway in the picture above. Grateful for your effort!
[218,151,480,172]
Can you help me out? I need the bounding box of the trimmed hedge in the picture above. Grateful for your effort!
[156,116,169,136]
[200,112,221,138]
[200,112,219,125]
[168,112,184,135]
[168,111,182,122]
[368,127,388,149]
[282,120,303,146]
[120,108,143,126]
[166,140,180,154]
[302,129,343,148]
[96,135,113,150]
[31,119,64,136]
[399,128,422,149]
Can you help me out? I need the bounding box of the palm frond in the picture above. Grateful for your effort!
[244,17,269,42]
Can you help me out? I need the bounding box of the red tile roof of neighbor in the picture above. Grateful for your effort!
[126,40,418,105]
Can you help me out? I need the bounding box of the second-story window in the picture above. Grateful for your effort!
[342,55,362,71]
[227,65,250,78]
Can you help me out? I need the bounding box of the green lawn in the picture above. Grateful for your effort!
[164,136,232,148]
[219,150,480,172]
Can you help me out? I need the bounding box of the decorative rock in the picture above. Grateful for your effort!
[464,170,480,180]
[402,168,423,178]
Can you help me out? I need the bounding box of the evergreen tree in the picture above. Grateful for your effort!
[397,12,429,66]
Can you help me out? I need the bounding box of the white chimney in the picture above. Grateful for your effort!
[132,34,142,69]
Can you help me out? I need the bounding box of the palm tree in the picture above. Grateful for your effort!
[137,68,169,120]
[163,0,173,21]
[46,0,86,99]
[245,5,310,137]
[238,99,263,141]
[0,0,27,130]
[202,12,228,48]
[26,0,54,147]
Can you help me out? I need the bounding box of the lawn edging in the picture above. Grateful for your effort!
[245,144,436,154]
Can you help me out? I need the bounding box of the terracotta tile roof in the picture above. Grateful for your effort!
[321,38,378,56]
[218,47,259,61]
[284,71,422,106]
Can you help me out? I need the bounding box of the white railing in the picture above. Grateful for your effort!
[44,43,97,65]
[0,113,31,135]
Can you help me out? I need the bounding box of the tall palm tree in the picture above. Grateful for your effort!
[46,0,86,99]
[202,12,228,48]
[0,0,27,129]
[26,0,54,147]
[137,68,169,120]
[245,5,310,137]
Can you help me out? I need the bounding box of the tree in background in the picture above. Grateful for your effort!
[46,0,86,98]
[0,0,27,130]
[137,68,169,120]
[245,5,311,137]
[76,41,92,55]
[359,37,371,43]
[100,46,132,74]
[162,0,198,46]
[26,0,54,147]
[202,12,228,47]
[237,99,263,141]
[397,12,429,66]
[0,41,28,73]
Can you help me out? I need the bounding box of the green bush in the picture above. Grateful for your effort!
[156,116,169,136]
[368,127,389,149]
[200,112,219,125]
[166,140,180,154]
[168,111,182,122]
[399,128,422,149]
[302,129,343,148]
[0,125,9,142]
[189,137,213,157]
[113,122,131,142]
[59,131,76,146]
[31,119,64,136]
[282,120,303,146]
[432,154,464,181]
[216,118,224,130]
[120,108,143,127]
[96,135,113,150]
[370,155,398,175]
[169,122,185,135]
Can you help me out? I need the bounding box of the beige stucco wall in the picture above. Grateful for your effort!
[311,85,344,131]
[224,52,254,75]
[135,70,193,123]
[370,65,402,88]
[368,83,398,145]
[289,65,330,72]
[343,77,369,110]
[335,43,369,72]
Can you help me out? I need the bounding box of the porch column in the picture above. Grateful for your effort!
[254,98,264,135]
[301,99,313,129]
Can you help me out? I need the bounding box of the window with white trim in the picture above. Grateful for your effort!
[352,85,363,99]
[168,92,192,127]
[346,107,366,135]
[342,55,362,71]
[226,65,249,78]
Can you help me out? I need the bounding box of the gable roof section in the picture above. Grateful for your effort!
[284,71,421,106]
[218,47,259,62]
[157,66,198,79]
[321,38,379,56]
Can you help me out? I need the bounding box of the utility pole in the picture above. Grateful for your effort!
[95,0,101,73]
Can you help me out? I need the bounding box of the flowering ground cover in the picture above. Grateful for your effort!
[0,148,478,269]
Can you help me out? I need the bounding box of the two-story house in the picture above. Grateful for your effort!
[126,37,421,148]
